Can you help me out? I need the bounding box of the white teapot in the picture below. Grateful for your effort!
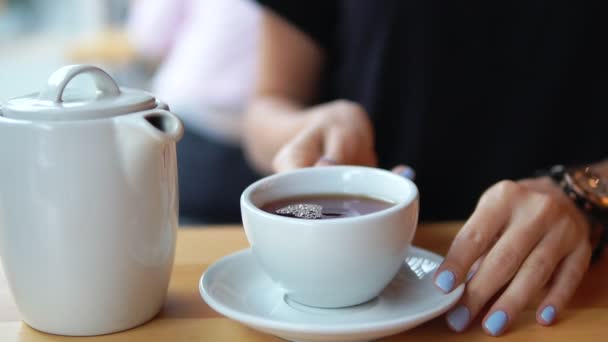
[0,65,183,335]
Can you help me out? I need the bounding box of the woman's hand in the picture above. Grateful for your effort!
[436,178,592,336]
[272,100,377,172]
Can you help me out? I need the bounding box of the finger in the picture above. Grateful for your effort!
[466,254,486,282]
[537,240,591,326]
[434,180,519,294]
[315,156,338,167]
[323,127,353,164]
[391,165,416,180]
[272,125,323,172]
[480,223,573,336]
[446,192,559,333]
[355,146,378,167]
[444,254,486,333]
[322,126,366,166]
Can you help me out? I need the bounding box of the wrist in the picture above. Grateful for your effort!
[543,164,608,262]
[244,97,311,173]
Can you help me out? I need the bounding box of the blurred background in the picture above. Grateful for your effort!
[0,0,138,99]
[1,0,262,224]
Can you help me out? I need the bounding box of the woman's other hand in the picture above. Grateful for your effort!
[272,100,377,172]
[436,177,592,336]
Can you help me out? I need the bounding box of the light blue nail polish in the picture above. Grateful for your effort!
[435,270,455,293]
[484,311,508,336]
[541,306,556,324]
[399,167,415,180]
[447,305,470,332]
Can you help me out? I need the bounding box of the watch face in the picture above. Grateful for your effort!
[570,167,608,207]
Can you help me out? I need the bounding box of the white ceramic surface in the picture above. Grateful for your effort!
[0,65,184,335]
[201,248,464,342]
[2,64,158,121]
[241,166,419,308]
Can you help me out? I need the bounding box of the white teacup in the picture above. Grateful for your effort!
[241,166,419,308]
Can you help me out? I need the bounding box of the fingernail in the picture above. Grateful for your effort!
[399,167,416,180]
[316,156,337,166]
[446,305,470,332]
[540,305,556,325]
[435,270,455,293]
[484,310,508,336]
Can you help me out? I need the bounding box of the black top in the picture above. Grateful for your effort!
[256,0,607,220]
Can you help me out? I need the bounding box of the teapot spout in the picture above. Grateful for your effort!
[138,110,184,143]
[115,109,183,145]
[113,109,183,188]
[113,109,183,154]
[143,110,184,142]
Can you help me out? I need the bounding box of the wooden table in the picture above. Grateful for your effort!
[1,223,607,341]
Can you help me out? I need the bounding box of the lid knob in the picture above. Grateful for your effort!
[38,64,121,103]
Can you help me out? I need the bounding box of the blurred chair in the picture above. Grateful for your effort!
[66,29,137,66]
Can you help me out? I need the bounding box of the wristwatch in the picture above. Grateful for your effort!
[547,164,608,262]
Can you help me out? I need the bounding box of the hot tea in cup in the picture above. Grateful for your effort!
[261,194,395,219]
[241,166,419,308]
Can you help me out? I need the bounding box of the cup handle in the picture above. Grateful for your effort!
[38,64,121,103]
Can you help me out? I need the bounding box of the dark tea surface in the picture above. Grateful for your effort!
[261,194,395,219]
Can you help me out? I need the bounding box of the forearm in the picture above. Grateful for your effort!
[243,96,314,174]
[244,9,327,174]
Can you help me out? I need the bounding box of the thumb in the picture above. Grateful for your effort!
[314,127,352,166]
[317,126,378,167]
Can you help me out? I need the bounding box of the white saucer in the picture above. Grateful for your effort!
[200,247,464,342]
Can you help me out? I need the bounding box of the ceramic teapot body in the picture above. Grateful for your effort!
[0,65,183,335]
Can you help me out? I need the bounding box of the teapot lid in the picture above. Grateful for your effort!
[1,65,157,121]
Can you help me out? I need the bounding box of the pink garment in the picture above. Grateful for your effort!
[128,0,260,115]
